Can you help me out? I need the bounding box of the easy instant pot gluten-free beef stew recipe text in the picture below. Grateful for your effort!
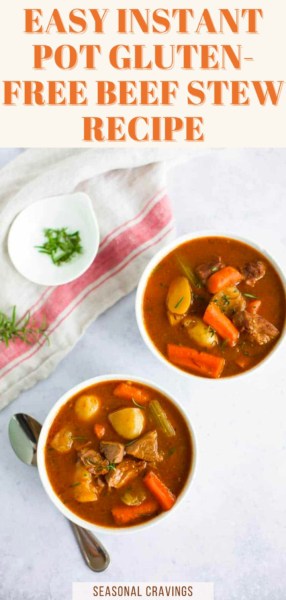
[45,380,193,528]
[142,237,285,378]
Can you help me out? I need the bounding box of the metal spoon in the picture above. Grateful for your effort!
[8,413,110,572]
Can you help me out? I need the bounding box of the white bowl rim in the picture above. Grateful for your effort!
[37,374,196,535]
[135,229,286,383]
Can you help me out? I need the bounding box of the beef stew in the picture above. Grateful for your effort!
[45,379,193,528]
[142,236,285,378]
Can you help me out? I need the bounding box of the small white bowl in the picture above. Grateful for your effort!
[136,230,286,381]
[37,374,196,535]
[8,193,100,286]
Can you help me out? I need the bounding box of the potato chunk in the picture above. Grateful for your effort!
[185,317,218,349]
[167,311,184,327]
[50,427,73,453]
[166,276,192,315]
[212,286,246,317]
[108,408,145,440]
[74,394,100,421]
[72,463,100,503]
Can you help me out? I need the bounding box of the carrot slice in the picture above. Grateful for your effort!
[203,302,239,347]
[94,424,105,439]
[207,266,243,294]
[112,499,159,526]
[113,382,150,403]
[144,471,176,511]
[248,299,261,314]
[167,344,225,379]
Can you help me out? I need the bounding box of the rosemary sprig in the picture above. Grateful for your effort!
[0,307,49,347]
[35,228,83,266]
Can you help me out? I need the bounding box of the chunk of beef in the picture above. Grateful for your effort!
[99,441,125,464]
[126,431,163,462]
[233,311,279,345]
[195,256,225,284]
[241,261,266,287]
[78,448,109,476]
[106,459,147,489]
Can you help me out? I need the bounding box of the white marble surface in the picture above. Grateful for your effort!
[0,149,286,600]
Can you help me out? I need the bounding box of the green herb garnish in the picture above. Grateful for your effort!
[70,482,81,488]
[125,439,138,447]
[174,296,184,309]
[210,265,220,273]
[72,436,87,441]
[208,327,216,337]
[0,307,48,347]
[107,463,116,471]
[167,447,176,457]
[243,293,258,299]
[221,294,230,306]
[213,294,230,313]
[239,341,251,357]
[132,398,145,409]
[36,228,83,266]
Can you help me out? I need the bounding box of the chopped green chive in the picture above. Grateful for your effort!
[243,293,258,299]
[167,447,176,457]
[132,398,145,409]
[35,228,83,266]
[107,463,116,471]
[174,296,184,309]
[125,439,138,447]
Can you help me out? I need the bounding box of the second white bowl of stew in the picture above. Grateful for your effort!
[136,232,286,379]
[37,375,196,533]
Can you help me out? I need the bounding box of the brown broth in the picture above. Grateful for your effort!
[142,236,286,378]
[45,380,193,528]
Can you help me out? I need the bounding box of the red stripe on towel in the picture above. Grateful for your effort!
[0,224,173,382]
[0,193,172,373]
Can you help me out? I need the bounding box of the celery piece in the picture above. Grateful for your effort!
[176,256,202,288]
[149,400,176,437]
[121,487,146,506]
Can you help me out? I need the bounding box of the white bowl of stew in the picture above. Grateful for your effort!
[37,375,196,534]
[136,232,286,380]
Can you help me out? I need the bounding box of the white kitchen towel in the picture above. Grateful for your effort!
[0,148,180,409]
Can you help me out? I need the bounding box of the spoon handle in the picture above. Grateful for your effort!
[70,521,110,572]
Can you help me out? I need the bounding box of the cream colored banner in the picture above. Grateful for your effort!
[0,0,285,146]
